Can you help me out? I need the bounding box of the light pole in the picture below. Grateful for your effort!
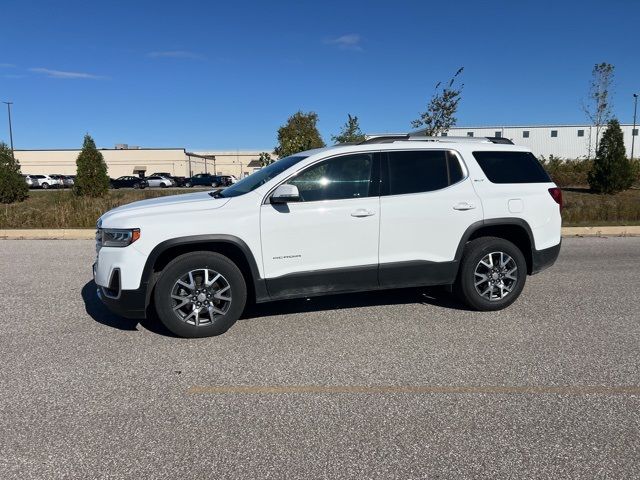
[2,101,14,159]
[632,94,638,161]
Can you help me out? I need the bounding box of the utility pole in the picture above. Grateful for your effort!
[2,101,14,158]
[632,94,638,161]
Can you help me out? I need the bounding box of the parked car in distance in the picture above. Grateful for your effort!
[219,175,237,185]
[94,134,563,338]
[109,176,149,189]
[184,173,232,188]
[148,172,186,187]
[63,175,75,188]
[49,174,71,188]
[146,175,175,188]
[24,175,39,188]
[27,174,62,189]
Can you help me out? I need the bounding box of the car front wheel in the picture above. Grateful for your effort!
[454,236,527,311]
[154,252,247,338]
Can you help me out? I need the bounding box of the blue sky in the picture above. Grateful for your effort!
[0,0,638,150]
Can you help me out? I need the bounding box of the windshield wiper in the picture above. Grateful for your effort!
[208,189,225,198]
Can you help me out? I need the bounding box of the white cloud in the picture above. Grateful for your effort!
[147,50,205,60]
[29,68,105,79]
[325,34,363,51]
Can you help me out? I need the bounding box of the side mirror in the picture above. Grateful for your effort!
[271,184,300,204]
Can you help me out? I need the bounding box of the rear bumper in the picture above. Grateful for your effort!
[531,241,561,274]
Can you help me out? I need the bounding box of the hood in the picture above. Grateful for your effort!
[99,191,230,227]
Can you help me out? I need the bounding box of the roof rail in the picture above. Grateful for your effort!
[360,134,513,145]
[359,134,410,144]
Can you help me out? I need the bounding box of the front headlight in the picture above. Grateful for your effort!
[100,228,141,247]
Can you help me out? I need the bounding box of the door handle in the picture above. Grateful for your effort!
[351,209,375,217]
[453,202,476,211]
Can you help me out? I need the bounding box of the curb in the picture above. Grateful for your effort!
[1,226,640,240]
[0,229,95,240]
[561,226,640,237]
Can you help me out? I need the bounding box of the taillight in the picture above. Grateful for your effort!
[548,187,563,211]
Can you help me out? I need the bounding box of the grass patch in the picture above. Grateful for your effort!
[562,188,640,226]
[1,187,639,229]
[0,189,208,229]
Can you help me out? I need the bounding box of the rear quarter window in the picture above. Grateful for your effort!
[472,151,551,184]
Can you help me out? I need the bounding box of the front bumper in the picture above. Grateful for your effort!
[94,263,147,319]
[531,241,561,274]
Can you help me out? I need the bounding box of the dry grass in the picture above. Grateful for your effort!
[1,187,639,229]
[562,188,640,226]
[0,189,207,229]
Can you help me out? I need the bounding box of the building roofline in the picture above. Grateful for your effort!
[444,124,635,129]
[14,147,188,152]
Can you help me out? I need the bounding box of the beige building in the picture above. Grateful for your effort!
[15,145,269,178]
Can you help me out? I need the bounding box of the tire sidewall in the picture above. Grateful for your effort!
[458,237,527,311]
[154,252,247,338]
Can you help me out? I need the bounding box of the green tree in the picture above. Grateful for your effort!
[331,114,366,144]
[0,142,28,203]
[73,134,110,197]
[588,119,633,194]
[582,63,614,157]
[274,111,325,158]
[412,67,464,136]
[258,152,274,167]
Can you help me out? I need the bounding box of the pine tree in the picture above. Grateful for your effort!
[274,111,325,158]
[331,114,366,144]
[73,134,110,197]
[588,119,633,194]
[258,152,274,167]
[0,142,29,203]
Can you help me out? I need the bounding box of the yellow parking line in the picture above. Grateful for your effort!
[186,385,640,395]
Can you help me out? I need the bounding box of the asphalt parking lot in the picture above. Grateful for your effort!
[1,237,639,479]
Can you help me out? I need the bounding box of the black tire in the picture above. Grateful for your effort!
[41,183,49,189]
[211,182,218,188]
[133,183,140,189]
[154,251,247,338]
[454,236,527,311]
[160,183,168,188]
[185,182,192,188]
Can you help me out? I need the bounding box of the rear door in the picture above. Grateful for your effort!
[260,152,381,299]
[378,149,483,288]
[468,150,561,250]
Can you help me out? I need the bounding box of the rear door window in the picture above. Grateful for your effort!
[472,151,550,183]
[384,150,464,195]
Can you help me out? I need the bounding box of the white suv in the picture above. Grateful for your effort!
[94,135,562,337]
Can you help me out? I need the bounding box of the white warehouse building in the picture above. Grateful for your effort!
[436,124,639,159]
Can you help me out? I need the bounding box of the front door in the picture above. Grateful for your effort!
[260,152,380,299]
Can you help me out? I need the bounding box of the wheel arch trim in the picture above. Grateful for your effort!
[454,218,536,266]
[140,234,267,308]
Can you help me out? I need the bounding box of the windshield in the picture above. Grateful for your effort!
[215,155,308,198]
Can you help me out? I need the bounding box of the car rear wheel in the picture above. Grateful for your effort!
[454,236,527,311]
[133,183,140,189]
[185,182,192,188]
[154,252,247,338]
[41,183,49,189]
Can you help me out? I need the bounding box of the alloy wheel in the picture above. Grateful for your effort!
[473,251,518,301]
[170,269,232,326]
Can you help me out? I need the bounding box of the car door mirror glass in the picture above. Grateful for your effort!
[271,184,300,204]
